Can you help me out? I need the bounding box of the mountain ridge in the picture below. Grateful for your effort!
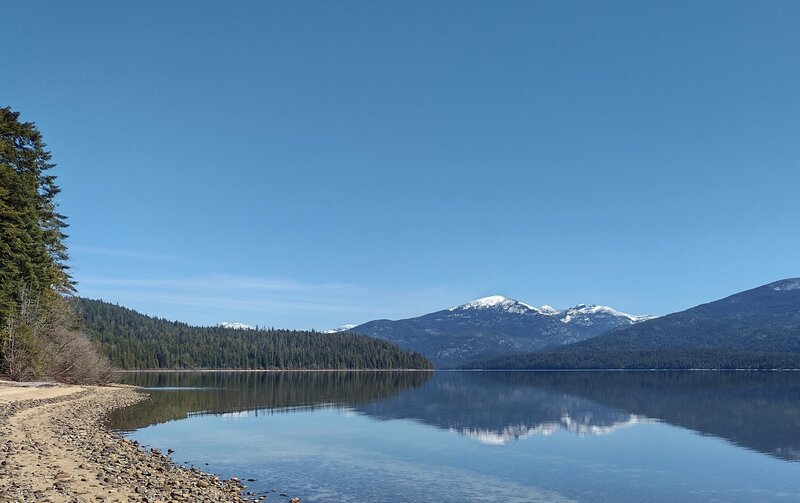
[568,278,800,352]
[348,294,653,367]
[471,278,800,369]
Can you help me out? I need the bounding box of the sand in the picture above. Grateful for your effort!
[0,382,248,502]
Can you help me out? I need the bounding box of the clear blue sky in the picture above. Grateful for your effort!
[4,1,799,329]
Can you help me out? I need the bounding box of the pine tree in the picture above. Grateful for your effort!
[0,164,25,319]
[0,107,73,297]
[1,106,78,376]
[0,108,73,320]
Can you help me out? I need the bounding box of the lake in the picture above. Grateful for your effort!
[110,371,800,502]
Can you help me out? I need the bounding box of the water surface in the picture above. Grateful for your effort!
[110,371,800,502]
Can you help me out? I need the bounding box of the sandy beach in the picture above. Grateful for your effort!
[0,382,247,502]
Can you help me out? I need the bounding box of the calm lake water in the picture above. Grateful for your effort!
[110,371,800,502]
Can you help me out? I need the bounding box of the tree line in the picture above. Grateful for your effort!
[77,298,432,370]
[468,349,800,370]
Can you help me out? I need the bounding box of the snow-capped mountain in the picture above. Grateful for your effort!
[773,279,800,291]
[217,321,256,330]
[557,304,654,324]
[544,303,657,337]
[348,295,653,367]
[538,305,562,316]
[450,295,539,315]
[450,296,654,327]
[323,324,357,334]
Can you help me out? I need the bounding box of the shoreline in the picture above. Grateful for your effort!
[115,368,433,373]
[112,367,800,373]
[0,382,247,502]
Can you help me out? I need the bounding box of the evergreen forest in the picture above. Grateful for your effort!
[78,298,432,370]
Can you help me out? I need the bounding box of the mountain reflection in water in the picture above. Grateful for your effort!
[110,370,800,462]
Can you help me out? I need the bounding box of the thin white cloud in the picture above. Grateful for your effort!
[75,273,462,329]
[78,274,359,293]
[84,289,372,314]
[71,245,180,262]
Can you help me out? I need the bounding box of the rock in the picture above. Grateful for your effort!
[0,388,248,502]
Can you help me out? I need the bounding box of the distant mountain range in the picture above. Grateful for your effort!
[348,295,654,367]
[475,278,800,369]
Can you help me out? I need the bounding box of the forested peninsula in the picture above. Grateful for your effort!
[78,298,431,370]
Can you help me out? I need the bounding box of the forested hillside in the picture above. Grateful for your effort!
[77,298,432,370]
[348,295,651,367]
[472,349,800,370]
[470,279,800,370]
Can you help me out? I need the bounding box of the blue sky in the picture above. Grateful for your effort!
[4,1,799,329]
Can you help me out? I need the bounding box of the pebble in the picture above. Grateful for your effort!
[0,387,249,502]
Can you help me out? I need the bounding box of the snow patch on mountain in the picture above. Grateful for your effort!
[773,279,800,291]
[450,295,539,314]
[217,321,256,330]
[559,304,655,325]
[323,324,357,334]
[446,295,654,323]
[538,305,562,315]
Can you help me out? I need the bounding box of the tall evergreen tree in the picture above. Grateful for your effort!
[0,164,25,319]
[1,106,75,370]
[0,108,73,314]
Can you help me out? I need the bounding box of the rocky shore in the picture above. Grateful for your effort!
[0,384,249,502]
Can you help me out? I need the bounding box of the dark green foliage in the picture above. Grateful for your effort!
[76,298,433,370]
[468,349,800,370]
[0,107,74,323]
[1,107,84,380]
